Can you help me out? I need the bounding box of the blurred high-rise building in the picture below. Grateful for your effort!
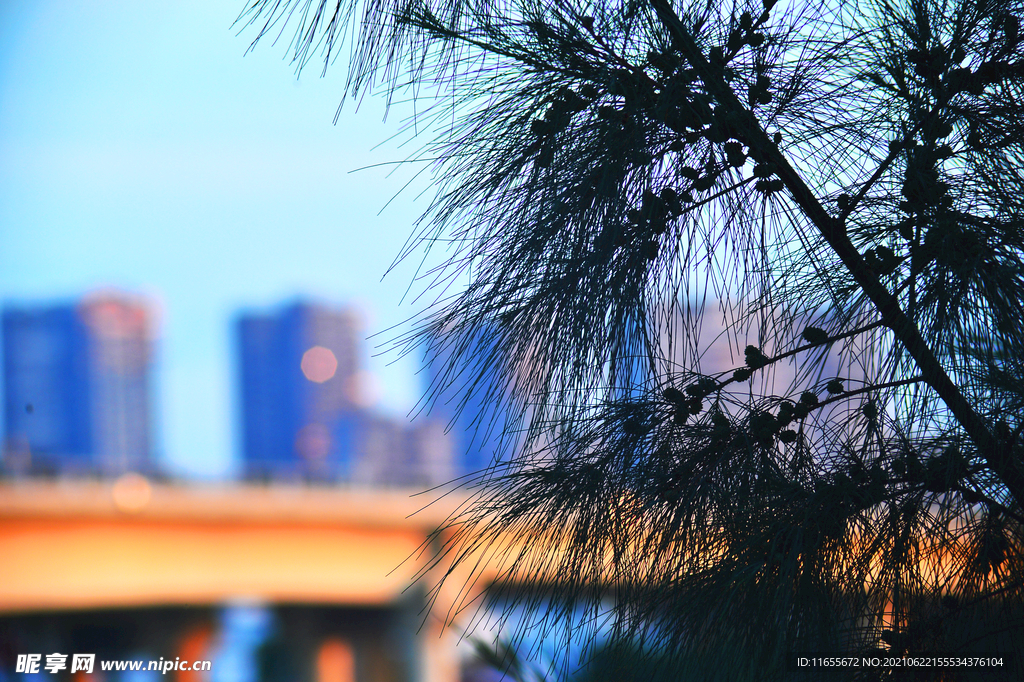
[237,301,361,481]
[2,292,156,476]
[657,302,856,400]
[420,304,858,480]
[422,327,517,477]
[237,300,452,486]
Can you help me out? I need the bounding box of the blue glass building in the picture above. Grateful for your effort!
[236,301,363,481]
[2,294,154,476]
[421,326,516,477]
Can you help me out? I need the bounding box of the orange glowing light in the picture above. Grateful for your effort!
[301,346,338,383]
[316,638,355,682]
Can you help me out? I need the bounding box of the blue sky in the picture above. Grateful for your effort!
[0,0,442,478]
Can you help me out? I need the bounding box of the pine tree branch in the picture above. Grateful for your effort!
[649,0,1024,507]
[812,375,924,412]
[764,320,887,370]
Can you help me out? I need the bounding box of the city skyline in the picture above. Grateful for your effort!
[0,1,446,479]
[1,292,464,486]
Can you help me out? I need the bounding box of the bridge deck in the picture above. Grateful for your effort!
[0,480,469,613]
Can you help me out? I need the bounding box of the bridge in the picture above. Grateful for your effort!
[0,479,507,682]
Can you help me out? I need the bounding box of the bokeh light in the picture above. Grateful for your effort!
[301,346,338,383]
